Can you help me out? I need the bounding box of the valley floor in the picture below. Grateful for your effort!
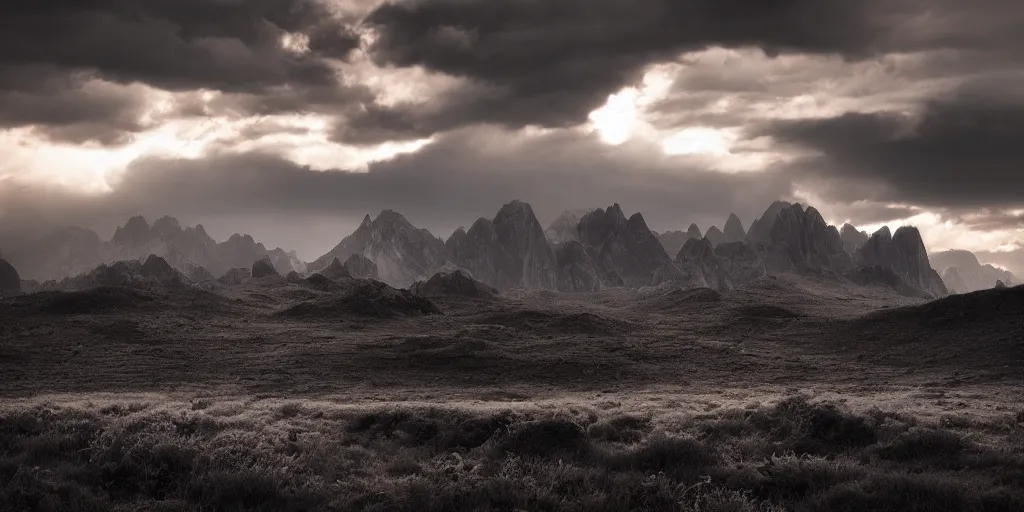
[1,274,1022,510]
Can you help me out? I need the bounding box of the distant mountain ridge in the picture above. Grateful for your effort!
[4,215,301,282]
[930,249,1016,293]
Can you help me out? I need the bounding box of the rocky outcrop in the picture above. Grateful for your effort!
[320,258,352,280]
[675,238,716,289]
[855,226,948,298]
[447,201,558,291]
[344,254,379,280]
[746,201,793,249]
[657,223,702,257]
[704,226,726,247]
[217,267,251,285]
[930,249,1016,293]
[840,224,869,255]
[579,204,679,288]
[216,234,270,274]
[492,201,559,289]
[0,258,21,297]
[251,257,279,278]
[846,265,933,299]
[715,242,768,287]
[675,239,765,290]
[445,220,498,284]
[411,269,499,298]
[60,255,188,290]
[723,214,746,244]
[760,204,850,273]
[312,211,445,288]
[282,280,441,318]
[189,266,215,282]
[555,242,601,292]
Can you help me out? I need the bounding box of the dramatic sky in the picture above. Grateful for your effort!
[1,0,1023,271]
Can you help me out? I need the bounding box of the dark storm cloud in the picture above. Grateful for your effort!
[0,76,150,145]
[345,0,1024,141]
[0,127,794,252]
[0,0,362,142]
[762,92,1024,212]
[347,0,896,142]
[952,212,1024,233]
[0,0,360,92]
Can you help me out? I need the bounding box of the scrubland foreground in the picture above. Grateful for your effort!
[1,275,1023,510]
[2,394,1024,512]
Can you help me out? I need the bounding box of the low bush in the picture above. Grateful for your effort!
[0,397,1021,511]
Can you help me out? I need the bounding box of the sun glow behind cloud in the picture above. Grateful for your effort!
[588,88,640,145]
[662,127,732,156]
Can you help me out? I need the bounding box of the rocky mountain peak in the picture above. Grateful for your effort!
[746,201,794,248]
[892,226,927,254]
[113,215,152,246]
[151,216,182,238]
[760,203,848,273]
[704,226,725,247]
[687,223,702,239]
[607,203,627,224]
[855,225,947,298]
[804,206,827,228]
[373,210,410,230]
[491,200,558,290]
[840,223,869,254]
[723,213,745,243]
[579,204,675,288]
[313,210,445,288]
[626,212,651,233]
[677,237,715,263]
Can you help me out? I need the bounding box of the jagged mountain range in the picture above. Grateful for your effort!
[299,200,959,298]
[2,200,1014,298]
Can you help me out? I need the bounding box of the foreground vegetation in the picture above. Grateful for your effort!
[1,396,1023,511]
